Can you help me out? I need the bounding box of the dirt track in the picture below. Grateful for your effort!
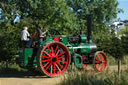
[0,77,62,85]
[0,65,128,85]
[0,72,63,85]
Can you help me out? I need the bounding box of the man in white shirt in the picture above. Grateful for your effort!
[21,26,31,47]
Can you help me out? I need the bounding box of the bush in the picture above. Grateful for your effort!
[107,36,124,59]
[121,34,128,55]
[0,62,28,74]
[93,29,124,59]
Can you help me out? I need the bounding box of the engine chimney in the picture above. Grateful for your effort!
[87,15,92,43]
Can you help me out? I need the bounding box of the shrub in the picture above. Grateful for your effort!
[93,29,124,59]
[121,34,128,55]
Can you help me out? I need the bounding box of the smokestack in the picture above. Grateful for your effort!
[87,15,92,43]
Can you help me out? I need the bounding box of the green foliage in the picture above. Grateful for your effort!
[0,62,28,75]
[93,27,125,59]
[0,0,122,62]
[97,35,124,59]
[116,26,128,35]
[0,23,20,61]
[66,0,121,32]
[121,34,128,55]
[103,36,124,59]
[92,25,112,49]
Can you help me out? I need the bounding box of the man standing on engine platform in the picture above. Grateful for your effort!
[37,25,47,48]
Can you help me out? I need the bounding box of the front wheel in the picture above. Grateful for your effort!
[93,51,107,72]
[36,42,70,77]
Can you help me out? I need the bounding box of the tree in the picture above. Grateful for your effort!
[0,0,122,62]
[66,0,121,33]
[0,0,77,62]
[11,0,77,34]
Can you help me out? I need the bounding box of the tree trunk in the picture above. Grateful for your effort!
[118,59,121,76]
[118,59,121,85]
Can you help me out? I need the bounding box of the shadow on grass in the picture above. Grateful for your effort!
[0,68,48,78]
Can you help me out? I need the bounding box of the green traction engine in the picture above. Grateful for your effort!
[17,16,107,77]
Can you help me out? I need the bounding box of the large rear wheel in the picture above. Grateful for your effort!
[37,42,70,77]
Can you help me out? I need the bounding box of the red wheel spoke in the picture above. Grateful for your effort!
[43,51,51,57]
[46,63,52,70]
[56,50,60,56]
[102,60,106,63]
[102,64,105,70]
[42,55,49,58]
[99,54,102,58]
[43,62,50,67]
[55,64,62,72]
[48,46,52,55]
[97,64,101,69]
[58,60,67,64]
[97,54,101,60]
[58,56,64,60]
[100,56,104,61]
[96,60,100,63]
[55,45,58,54]
[41,59,51,62]
[100,64,104,70]
[101,63,104,67]
[51,46,54,54]
[54,63,55,74]
[57,51,66,57]
[57,62,63,68]
[51,64,53,74]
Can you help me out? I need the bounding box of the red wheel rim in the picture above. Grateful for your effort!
[40,42,70,77]
[95,52,107,72]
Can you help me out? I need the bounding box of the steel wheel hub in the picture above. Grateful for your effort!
[52,57,57,62]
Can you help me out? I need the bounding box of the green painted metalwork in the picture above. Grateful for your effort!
[80,43,91,53]
[33,56,37,67]
[68,43,91,54]
[69,47,74,54]
[61,37,68,45]
[23,48,33,67]
[74,54,82,68]
[80,35,87,43]
[70,43,79,47]
[40,37,53,46]
[19,34,96,70]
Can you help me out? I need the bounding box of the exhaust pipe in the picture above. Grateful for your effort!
[87,15,92,43]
